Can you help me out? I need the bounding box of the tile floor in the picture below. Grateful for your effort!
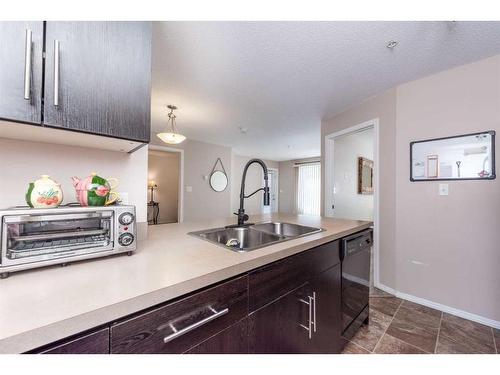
[342,287,499,354]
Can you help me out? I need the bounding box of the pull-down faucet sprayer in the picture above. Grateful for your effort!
[233,158,270,227]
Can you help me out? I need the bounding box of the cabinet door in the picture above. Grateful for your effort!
[44,22,151,142]
[308,264,342,353]
[39,328,109,354]
[248,283,312,354]
[185,319,248,354]
[0,22,43,124]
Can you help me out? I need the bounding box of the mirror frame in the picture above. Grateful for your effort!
[410,130,496,182]
[209,170,228,192]
[358,156,374,195]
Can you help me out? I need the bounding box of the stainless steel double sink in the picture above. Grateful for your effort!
[188,222,323,252]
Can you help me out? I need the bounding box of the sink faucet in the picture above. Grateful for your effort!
[234,158,270,226]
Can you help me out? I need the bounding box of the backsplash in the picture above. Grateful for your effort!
[0,138,148,223]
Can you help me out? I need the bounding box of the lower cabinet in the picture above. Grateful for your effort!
[307,264,342,353]
[33,239,345,354]
[185,319,249,354]
[110,275,248,354]
[248,264,342,354]
[248,283,312,353]
[39,328,109,354]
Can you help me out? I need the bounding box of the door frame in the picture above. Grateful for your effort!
[324,118,380,285]
[148,145,184,223]
[262,167,279,213]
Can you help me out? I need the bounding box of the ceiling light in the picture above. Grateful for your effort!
[386,40,399,50]
[157,105,186,145]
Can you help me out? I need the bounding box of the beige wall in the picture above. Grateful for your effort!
[151,138,233,222]
[322,88,398,288]
[394,55,500,322]
[147,150,179,223]
[231,154,279,215]
[0,138,148,223]
[278,157,320,214]
[321,54,500,322]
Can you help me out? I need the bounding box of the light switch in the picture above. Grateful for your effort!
[439,184,449,196]
[186,186,193,193]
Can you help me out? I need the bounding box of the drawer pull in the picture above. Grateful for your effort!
[163,307,229,344]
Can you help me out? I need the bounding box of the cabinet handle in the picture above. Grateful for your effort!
[312,291,317,333]
[53,40,60,106]
[162,306,229,344]
[23,29,32,100]
[299,296,313,339]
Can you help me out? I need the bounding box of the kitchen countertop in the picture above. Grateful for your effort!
[0,213,372,353]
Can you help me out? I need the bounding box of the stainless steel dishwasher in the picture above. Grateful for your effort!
[340,229,372,340]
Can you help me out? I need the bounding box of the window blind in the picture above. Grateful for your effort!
[296,163,321,216]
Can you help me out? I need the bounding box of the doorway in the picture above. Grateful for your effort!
[147,145,184,224]
[262,168,279,214]
[330,127,374,221]
[324,119,379,285]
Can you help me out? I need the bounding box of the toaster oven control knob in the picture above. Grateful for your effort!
[119,212,135,225]
[118,233,134,247]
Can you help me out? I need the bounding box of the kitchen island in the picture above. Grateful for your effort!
[0,213,372,354]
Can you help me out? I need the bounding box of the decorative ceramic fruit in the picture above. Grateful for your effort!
[26,175,64,208]
[71,173,119,206]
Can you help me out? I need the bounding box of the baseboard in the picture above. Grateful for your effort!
[344,272,370,287]
[375,282,500,330]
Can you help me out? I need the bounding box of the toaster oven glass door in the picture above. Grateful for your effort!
[2,211,114,266]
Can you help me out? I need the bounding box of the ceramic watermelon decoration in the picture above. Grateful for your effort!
[71,173,120,206]
[26,175,64,208]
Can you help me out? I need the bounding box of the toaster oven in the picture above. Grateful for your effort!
[0,205,136,278]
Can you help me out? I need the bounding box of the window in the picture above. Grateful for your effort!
[296,163,321,216]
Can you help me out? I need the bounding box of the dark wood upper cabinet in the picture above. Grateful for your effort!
[43,22,151,142]
[0,22,44,124]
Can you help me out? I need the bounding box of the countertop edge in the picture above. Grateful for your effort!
[0,221,372,353]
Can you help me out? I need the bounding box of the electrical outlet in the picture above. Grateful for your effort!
[186,186,193,193]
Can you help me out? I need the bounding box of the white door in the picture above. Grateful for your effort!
[262,169,278,213]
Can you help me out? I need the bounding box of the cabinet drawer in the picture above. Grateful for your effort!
[110,275,248,354]
[248,240,339,312]
[39,328,109,354]
[185,319,248,354]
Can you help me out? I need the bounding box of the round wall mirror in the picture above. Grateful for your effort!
[210,170,228,192]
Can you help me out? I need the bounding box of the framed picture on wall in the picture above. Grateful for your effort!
[410,131,496,181]
[427,155,438,178]
[357,157,374,194]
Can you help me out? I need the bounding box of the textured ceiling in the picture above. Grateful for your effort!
[151,21,500,161]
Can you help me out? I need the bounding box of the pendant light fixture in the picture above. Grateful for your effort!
[157,105,186,144]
